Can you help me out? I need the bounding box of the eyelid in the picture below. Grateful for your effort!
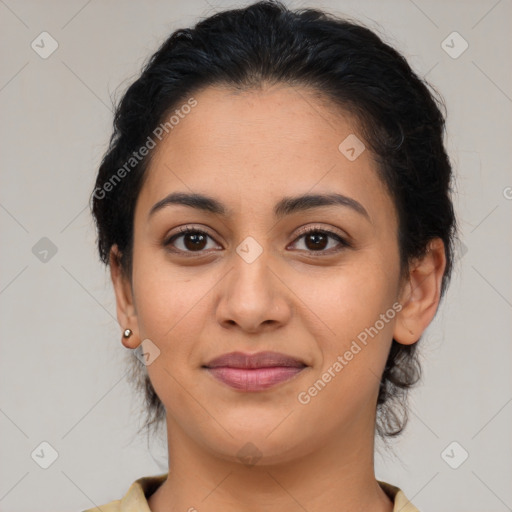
[289,224,351,252]
[165,225,221,247]
[293,223,349,241]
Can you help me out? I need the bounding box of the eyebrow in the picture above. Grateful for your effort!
[148,191,370,221]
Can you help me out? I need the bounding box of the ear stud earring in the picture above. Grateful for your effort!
[123,328,133,338]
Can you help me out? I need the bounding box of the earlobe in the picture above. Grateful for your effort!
[110,245,140,349]
[393,238,447,346]
[121,328,135,349]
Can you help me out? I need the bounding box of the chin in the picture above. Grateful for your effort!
[195,411,313,466]
[206,434,305,467]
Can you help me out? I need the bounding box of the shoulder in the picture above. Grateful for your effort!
[378,480,421,512]
[81,498,121,512]
[81,475,417,512]
[81,473,168,512]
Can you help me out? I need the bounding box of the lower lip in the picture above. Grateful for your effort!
[205,366,305,391]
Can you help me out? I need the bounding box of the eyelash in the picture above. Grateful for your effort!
[164,225,351,256]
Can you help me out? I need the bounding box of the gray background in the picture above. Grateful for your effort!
[1,0,511,511]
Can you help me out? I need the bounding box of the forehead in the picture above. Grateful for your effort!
[135,84,395,225]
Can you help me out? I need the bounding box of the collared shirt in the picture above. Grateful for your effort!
[82,473,420,512]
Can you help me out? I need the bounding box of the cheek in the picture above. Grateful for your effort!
[130,251,194,369]
[316,261,398,343]
[132,241,197,333]
[131,263,213,417]
[305,260,398,401]
[134,271,211,349]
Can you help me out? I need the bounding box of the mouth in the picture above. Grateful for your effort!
[202,351,307,392]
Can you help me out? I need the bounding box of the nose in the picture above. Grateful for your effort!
[216,246,292,334]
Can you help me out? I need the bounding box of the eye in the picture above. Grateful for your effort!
[164,226,220,254]
[164,225,351,256]
[289,226,350,254]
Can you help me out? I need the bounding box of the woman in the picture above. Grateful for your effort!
[87,1,456,510]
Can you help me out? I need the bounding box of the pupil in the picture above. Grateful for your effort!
[306,233,327,250]
[185,233,206,251]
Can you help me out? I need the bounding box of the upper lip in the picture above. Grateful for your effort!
[204,351,306,369]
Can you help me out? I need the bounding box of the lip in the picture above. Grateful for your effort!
[203,351,307,391]
[205,351,306,369]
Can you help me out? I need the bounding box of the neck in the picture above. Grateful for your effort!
[148,412,394,512]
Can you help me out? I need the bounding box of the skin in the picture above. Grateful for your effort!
[110,84,446,512]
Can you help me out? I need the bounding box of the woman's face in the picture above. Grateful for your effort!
[119,84,407,463]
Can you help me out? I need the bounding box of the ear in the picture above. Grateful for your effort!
[393,238,447,345]
[110,245,140,349]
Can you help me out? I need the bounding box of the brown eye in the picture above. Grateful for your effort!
[165,227,220,253]
[182,231,208,251]
[291,228,350,254]
[164,225,350,256]
[304,231,329,251]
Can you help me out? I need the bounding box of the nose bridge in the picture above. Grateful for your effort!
[216,231,290,331]
[231,232,275,304]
